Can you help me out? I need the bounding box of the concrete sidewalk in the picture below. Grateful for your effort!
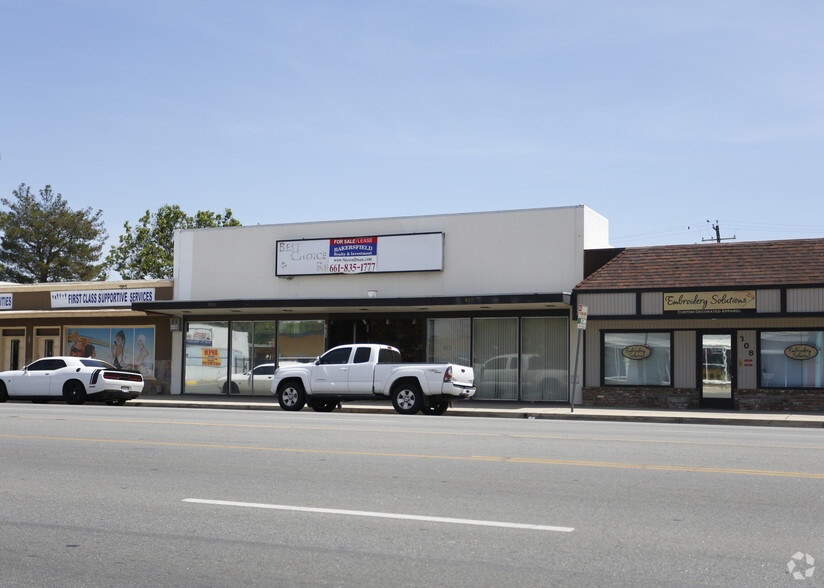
[130,395,824,428]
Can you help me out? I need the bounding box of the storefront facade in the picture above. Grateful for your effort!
[575,239,824,412]
[133,206,611,401]
[0,280,174,394]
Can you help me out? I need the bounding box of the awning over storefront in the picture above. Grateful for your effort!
[133,292,572,317]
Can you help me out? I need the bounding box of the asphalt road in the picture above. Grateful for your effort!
[1,403,822,587]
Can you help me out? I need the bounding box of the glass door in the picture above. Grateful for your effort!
[700,332,734,409]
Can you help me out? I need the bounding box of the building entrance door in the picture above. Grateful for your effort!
[0,331,25,371]
[34,327,61,360]
[700,332,735,409]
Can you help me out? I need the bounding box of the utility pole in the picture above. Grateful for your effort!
[702,220,736,243]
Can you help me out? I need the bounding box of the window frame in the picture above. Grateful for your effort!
[600,330,674,388]
[319,347,353,365]
[758,329,824,389]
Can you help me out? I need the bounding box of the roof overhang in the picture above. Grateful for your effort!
[0,309,153,320]
[132,293,572,317]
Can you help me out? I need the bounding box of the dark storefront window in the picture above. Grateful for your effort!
[603,332,671,387]
[760,331,824,388]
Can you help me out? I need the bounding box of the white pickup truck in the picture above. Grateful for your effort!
[270,343,475,415]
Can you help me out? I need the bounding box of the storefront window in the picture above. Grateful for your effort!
[760,331,824,388]
[278,320,325,367]
[427,318,471,365]
[185,321,228,394]
[521,317,569,401]
[186,320,322,394]
[65,326,156,378]
[603,332,671,386]
[224,321,277,395]
[473,317,519,400]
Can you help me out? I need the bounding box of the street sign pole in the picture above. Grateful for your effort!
[571,304,588,413]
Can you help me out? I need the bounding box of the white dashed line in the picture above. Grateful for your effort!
[183,498,574,532]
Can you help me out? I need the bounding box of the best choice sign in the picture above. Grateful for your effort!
[664,290,756,314]
[50,288,156,308]
[276,232,444,276]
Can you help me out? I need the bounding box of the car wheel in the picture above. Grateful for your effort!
[421,399,449,415]
[0,382,7,403]
[391,382,422,415]
[222,382,240,395]
[277,381,306,411]
[64,381,87,405]
[309,399,337,412]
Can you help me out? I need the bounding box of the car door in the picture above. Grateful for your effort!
[16,358,65,396]
[347,346,375,394]
[310,347,352,393]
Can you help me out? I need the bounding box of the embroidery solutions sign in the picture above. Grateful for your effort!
[276,232,444,276]
[663,290,756,314]
[50,288,156,308]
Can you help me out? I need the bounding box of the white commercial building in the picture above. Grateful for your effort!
[134,206,610,401]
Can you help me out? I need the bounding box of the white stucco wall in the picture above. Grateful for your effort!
[175,206,610,301]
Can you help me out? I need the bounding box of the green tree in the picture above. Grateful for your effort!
[106,204,241,279]
[0,183,107,283]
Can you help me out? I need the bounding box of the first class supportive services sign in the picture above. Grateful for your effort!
[50,288,156,308]
[276,232,444,276]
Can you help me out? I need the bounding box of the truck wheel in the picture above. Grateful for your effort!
[309,399,337,412]
[277,381,306,411]
[392,382,422,415]
[422,400,449,415]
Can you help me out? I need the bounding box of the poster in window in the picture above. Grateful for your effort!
[66,326,156,379]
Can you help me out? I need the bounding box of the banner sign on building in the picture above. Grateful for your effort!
[0,293,12,310]
[663,290,756,314]
[276,232,444,276]
[51,288,155,309]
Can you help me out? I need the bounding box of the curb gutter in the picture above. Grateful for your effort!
[128,397,824,429]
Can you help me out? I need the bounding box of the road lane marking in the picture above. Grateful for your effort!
[5,414,824,451]
[182,498,575,532]
[472,455,824,478]
[3,433,824,479]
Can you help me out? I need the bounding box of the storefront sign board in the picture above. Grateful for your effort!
[51,288,156,308]
[276,232,444,276]
[663,290,756,314]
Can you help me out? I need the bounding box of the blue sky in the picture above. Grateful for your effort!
[2,0,823,256]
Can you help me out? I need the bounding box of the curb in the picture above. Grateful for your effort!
[128,398,824,428]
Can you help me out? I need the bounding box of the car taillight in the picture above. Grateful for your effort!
[443,366,453,383]
[104,371,142,382]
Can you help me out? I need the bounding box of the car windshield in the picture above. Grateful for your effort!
[79,359,118,370]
